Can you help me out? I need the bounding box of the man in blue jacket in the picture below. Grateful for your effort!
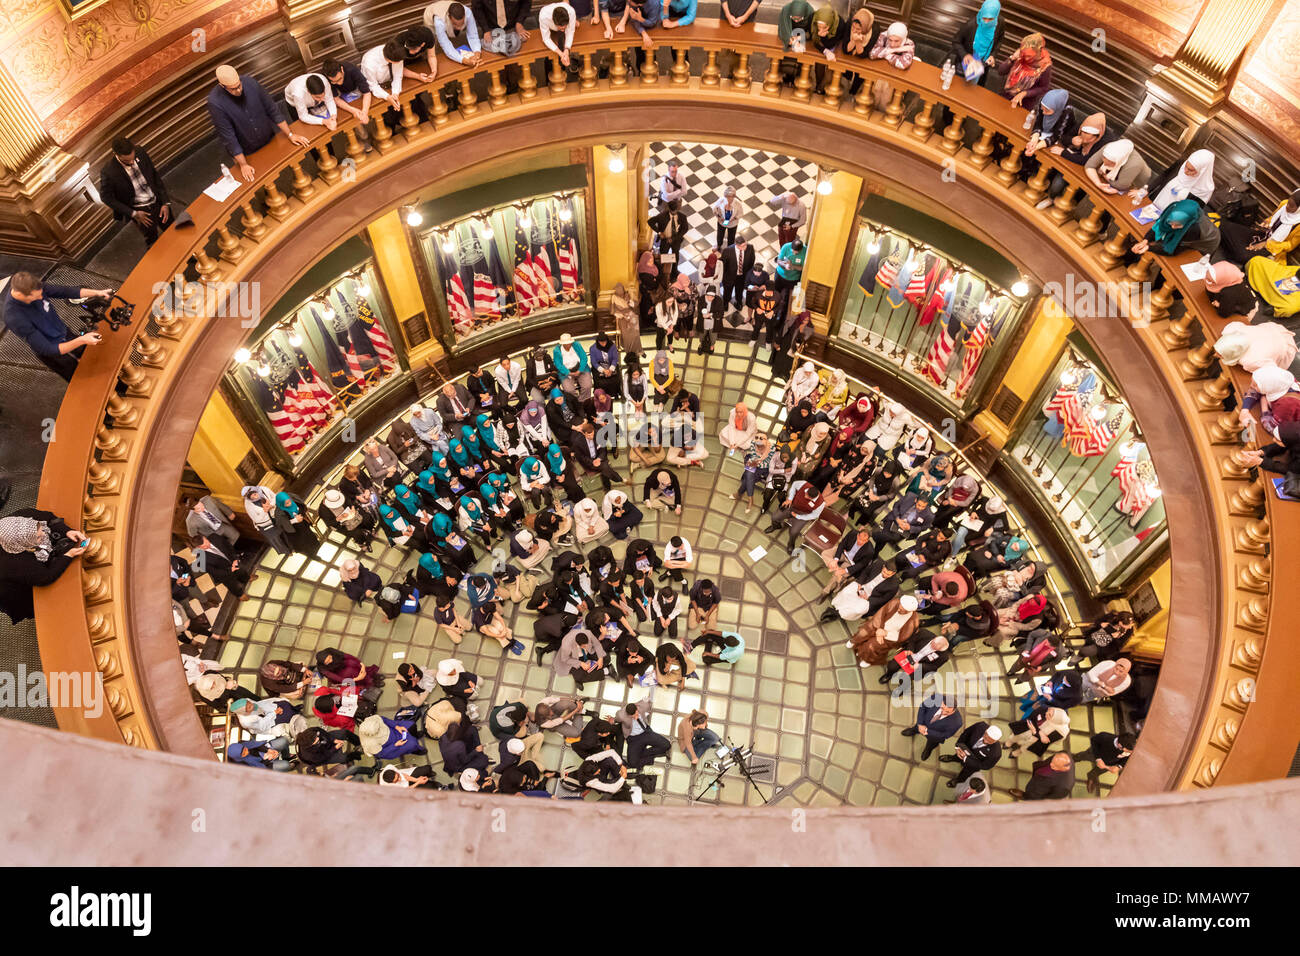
[207,65,310,182]
[901,695,963,760]
[3,271,114,381]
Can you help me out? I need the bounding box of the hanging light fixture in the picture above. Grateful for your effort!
[440,230,456,254]
[234,347,252,364]
[1011,276,1030,297]
[480,216,495,240]
[404,205,423,228]
[355,273,372,297]
[606,144,627,174]
[517,202,533,231]
[557,194,573,223]
[817,168,835,195]
[287,330,303,347]
[866,231,881,255]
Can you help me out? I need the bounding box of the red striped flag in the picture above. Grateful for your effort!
[954,316,991,397]
[345,345,366,389]
[513,259,539,315]
[357,296,396,373]
[268,397,305,454]
[447,274,473,333]
[472,272,501,318]
[1072,404,1117,457]
[923,314,960,385]
[558,238,580,293]
[533,247,554,292]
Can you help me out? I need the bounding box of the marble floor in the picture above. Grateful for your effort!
[206,335,1121,806]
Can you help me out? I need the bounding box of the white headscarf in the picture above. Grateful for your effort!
[790,362,819,401]
[601,489,628,519]
[1267,200,1300,243]
[1152,148,1216,210]
[1252,363,1296,402]
[1099,139,1134,183]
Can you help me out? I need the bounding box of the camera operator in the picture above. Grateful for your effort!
[3,271,114,381]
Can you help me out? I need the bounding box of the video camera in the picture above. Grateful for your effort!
[80,293,135,333]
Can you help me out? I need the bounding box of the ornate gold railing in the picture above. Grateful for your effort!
[34,22,1285,789]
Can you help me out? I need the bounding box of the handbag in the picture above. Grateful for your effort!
[665,377,683,396]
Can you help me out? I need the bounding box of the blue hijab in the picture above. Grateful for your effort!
[448,438,472,468]
[459,494,484,523]
[393,484,421,518]
[478,478,500,507]
[1038,88,1068,136]
[274,491,299,518]
[521,456,544,482]
[546,443,567,477]
[418,552,445,579]
[475,413,501,452]
[973,0,1000,61]
[379,504,403,532]
[1148,198,1201,255]
[460,425,484,459]
[431,511,454,540]
[416,469,440,497]
[427,456,451,483]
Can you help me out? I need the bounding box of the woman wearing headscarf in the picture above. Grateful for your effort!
[271,490,319,555]
[1132,148,1217,211]
[795,421,833,479]
[996,33,1052,110]
[320,488,377,552]
[808,5,843,93]
[785,361,821,410]
[951,0,1003,85]
[432,511,478,576]
[545,387,580,446]
[316,646,382,689]
[339,557,382,606]
[457,493,494,545]
[0,508,89,624]
[1205,265,1261,320]
[546,442,586,503]
[479,471,524,531]
[847,458,903,524]
[553,333,593,405]
[778,0,815,50]
[518,454,552,510]
[649,350,676,411]
[895,425,935,470]
[849,594,919,667]
[446,435,484,485]
[589,330,622,398]
[719,401,758,454]
[838,6,875,95]
[1023,89,1071,157]
[1219,188,1300,265]
[391,483,425,525]
[242,485,290,556]
[473,413,510,469]
[416,550,461,598]
[1074,138,1151,222]
[769,309,813,379]
[1247,256,1300,318]
[1238,363,1300,435]
[636,250,661,329]
[572,497,610,545]
[627,411,667,476]
[866,401,912,454]
[1131,198,1220,258]
[869,20,914,70]
[817,368,850,417]
[516,399,553,456]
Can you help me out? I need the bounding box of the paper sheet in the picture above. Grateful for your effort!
[747,545,768,562]
[203,174,241,202]
[1180,260,1210,282]
[1129,204,1160,225]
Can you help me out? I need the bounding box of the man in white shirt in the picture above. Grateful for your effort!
[660,158,687,207]
[661,534,694,588]
[769,191,807,245]
[493,355,527,412]
[284,73,337,129]
[539,3,578,66]
[360,42,405,110]
[427,1,483,65]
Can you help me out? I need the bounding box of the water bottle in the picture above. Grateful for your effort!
[1023,109,1035,131]
[941,59,953,91]
[220,163,232,181]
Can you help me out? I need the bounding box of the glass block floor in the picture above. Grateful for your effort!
[205,335,1121,806]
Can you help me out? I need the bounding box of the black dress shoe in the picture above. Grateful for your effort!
[900,727,918,737]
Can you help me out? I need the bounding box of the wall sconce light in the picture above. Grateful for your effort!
[404,206,423,227]
[257,360,271,377]
[479,216,495,239]
[287,330,303,347]
[440,231,455,253]
[978,297,994,317]
[517,202,533,230]
[355,275,371,297]
[321,300,336,320]
[607,144,626,174]
[817,168,834,195]
[1011,276,1030,297]
[234,347,252,364]
[866,236,881,254]
[557,198,573,223]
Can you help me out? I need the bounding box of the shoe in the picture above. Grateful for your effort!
[509,639,525,656]
[858,660,867,668]
[939,755,958,763]
[1008,788,1026,799]
[945,780,956,788]
[534,646,547,667]
[1035,198,1053,210]
[900,727,917,737]
[844,640,853,648]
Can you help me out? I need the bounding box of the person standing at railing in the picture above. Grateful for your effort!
[949,0,1003,87]
[720,0,758,28]
[538,2,577,69]
[206,65,309,183]
[475,0,533,55]
[322,58,374,151]
[994,33,1053,111]
[623,0,662,50]
[428,2,484,65]
[360,41,407,130]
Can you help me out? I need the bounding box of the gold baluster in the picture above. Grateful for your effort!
[1234,514,1270,549]
[263,181,290,221]
[81,536,111,568]
[216,225,245,264]
[82,570,111,605]
[240,200,268,242]
[641,46,659,84]
[609,50,628,88]
[1048,186,1078,224]
[1197,369,1235,411]
[83,496,114,533]
[136,336,167,368]
[1178,342,1215,380]
[761,55,781,95]
[822,67,842,109]
[1127,250,1156,283]
[911,99,936,140]
[88,462,121,495]
[105,395,139,429]
[671,48,689,85]
[290,161,316,202]
[1072,204,1104,245]
[343,127,367,165]
[882,88,905,128]
[940,110,965,154]
[95,426,130,461]
[1161,312,1196,350]
[316,141,340,183]
[702,49,721,86]
[1209,410,1245,444]
[1147,280,1174,325]
[580,54,598,90]
[432,87,450,127]
[460,78,479,115]
[1238,556,1272,593]
[793,62,813,102]
[1099,230,1131,270]
[117,364,153,398]
[995,144,1022,186]
[1221,445,1261,479]
[489,67,509,106]
[521,57,541,96]
[1023,163,1052,205]
[852,78,873,115]
[548,56,566,94]
[194,248,223,282]
[371,111,394,153]
[967,127,995,168]
[731,51,751,90]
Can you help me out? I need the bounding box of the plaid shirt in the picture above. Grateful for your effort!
[119,160,155,208]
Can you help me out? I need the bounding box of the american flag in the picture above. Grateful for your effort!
[257,374,305,455]
[356,294,396,373]
[292,346,336,425]
[513,218,540,315]
[558,237,580,294]
[344,344,367,393]
[904,254,940,308]
[1071,403,1118,457]
[1112,457,1157,515]
[447,273,473,333]
[954,316,991,397]
[472,272,502,317]
[923,312,961,385]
